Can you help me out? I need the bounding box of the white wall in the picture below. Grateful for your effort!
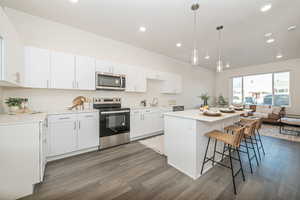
[216,58,300,114]
[1,8,216,112]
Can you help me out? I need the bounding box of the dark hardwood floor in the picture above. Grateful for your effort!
[20,136,300,200]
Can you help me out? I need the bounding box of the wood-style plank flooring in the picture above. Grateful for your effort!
[21,136,300,200]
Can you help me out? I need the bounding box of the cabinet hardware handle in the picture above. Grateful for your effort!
[79,121,81,129]
[59,117,70,120]
[74,121,76,130]
[47,80,49,88]
[77,81,79,88]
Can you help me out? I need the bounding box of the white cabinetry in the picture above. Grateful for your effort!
[126,67,147,93]
[75,56,95,90]
[51,51,76,89]
[0,120,45,200]
[77,113,99,149]
[48,114,77,156]
[130,108,163,140]
[0,7,24,87]
[47,112,99,159]
[24,46,51,88]
[161,73,182,94]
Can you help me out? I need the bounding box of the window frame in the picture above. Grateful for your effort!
[0,36,4,80]
[231,71,291,107]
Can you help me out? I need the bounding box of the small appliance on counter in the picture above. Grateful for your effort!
[95,72,126,91]
[93,97,130,149]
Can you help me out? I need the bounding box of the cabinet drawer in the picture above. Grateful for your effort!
[48,114,77,123]
[77,112,98,119]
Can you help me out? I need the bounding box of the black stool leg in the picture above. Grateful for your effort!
[228,146,237,195]
[250,136,259,166]
[244,138,253,174]
[221,143,227,161]
[237,147,245,182]
[257,130,265,155]
[201,138,211,175]
[254,134,262,161]
[212,139,217,167]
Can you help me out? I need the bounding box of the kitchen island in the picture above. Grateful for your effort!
[164,109,246,179]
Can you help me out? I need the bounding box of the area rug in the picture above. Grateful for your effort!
[139,135,165,155]
[260,124,300,142]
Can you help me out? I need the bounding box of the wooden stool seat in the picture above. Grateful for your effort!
[205,130,239,147]
[224,124,240,132]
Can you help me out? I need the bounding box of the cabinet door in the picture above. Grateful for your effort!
[48,115,77,156]
[75,56,95,90]
[125,67,147,93]
[143,109,162,134]
[95,60,112,73]
[51,51,75,89]
[24,47,51,88]
[77,113,99,149]
[130,110,144,139]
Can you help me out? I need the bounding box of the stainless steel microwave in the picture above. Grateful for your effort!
[95,72,126,90]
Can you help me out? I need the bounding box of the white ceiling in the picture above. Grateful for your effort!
[0,0,300,69]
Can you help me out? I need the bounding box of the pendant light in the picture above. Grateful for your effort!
[216,25,224,72]
[191,3,200,66]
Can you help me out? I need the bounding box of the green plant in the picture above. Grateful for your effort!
[217,95,228,106]
[199,93,210,106]
[5,97,25,108]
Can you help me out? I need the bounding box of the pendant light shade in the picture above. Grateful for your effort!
[216,25,224,72]
[192,48,199,65]
[191,3,199,66]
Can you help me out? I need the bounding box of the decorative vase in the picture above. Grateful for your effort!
[9,106,19,114]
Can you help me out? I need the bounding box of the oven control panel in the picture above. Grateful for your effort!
[93,97,121,104]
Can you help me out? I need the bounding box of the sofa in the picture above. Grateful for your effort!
[252,105,283,124]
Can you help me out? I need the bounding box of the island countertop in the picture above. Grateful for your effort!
[164,109,247,122]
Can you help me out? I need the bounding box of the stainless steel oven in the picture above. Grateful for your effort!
[96,72,126,91]
[93,98,130,149]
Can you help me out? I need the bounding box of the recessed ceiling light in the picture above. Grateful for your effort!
[288,25,297,31]
[266,38,275,44]
[69,0,79,3]
[276,54,283,59]
[260,3,272,12]
[139,26,146,32]
[176,43,182,47]
[204,55,210,59]
[264,32,272,37]
[225,63,230,68]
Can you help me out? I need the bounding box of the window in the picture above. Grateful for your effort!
[232,77,243,104]
[232,72,290,106]
[0,36,3,78]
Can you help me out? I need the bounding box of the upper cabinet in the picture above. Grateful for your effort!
[23,46,182,94]
[75,56,95,90]
[0,7,24,86]
[161,73,182,94]
[51,51,75,90]
[24,47,95,90]
[125,66,147,93]
[24,47,51,88]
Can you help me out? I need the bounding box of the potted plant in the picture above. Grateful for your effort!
[217,95,228,107]
[199,93,210,106]
[5,97,24,113]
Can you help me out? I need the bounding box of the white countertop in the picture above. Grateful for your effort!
[164,109,247,122]
[0,113,48,126]
[0,109,98,125]
[46,109,99,115]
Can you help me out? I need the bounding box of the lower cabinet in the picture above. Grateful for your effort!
[47,112,99,158]
[130,108,164,140]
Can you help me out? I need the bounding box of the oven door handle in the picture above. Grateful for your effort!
[101,110,130,114]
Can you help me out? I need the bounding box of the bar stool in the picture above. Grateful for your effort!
[200,126,246,195]
[240,118,265,160]
[224,120,260,174]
